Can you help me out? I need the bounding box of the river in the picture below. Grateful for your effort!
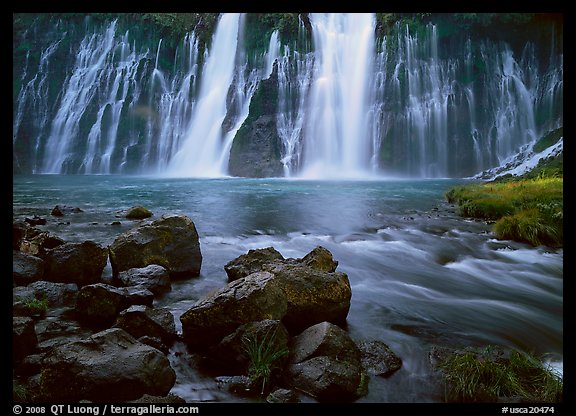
[12,174,563,403]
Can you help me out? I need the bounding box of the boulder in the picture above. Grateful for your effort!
[358,340,402,377]
[39,328,176,402]
[223,246,351,333]
[266,388,300,403]
[114,305,177,345]
[287,322,366,402]
[224,247,285,282]
[43,241,108,286]
[180,272,287,349]
[13,250,44,285]
[118,264,171,295]
[13,316,38,363]
[28,281,78,308]
[13,222,64,257]
[75,283,154,327]
[263,261,351,333]
[109,214,202,279]
[125,206,153,220]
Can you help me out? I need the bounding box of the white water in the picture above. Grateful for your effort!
[14,15,562,178]
[40,20,147,174]
[299,13,376,179]
[166,13,241,177]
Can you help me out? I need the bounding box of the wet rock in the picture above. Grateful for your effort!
[109,214,202,279]
[43,241,108,286]
[128,394,186,403]
[39,328,176,402]
[125,206,153,220]
[75,283,154,327]
[118,264,171,295]
[180,272,287,349]
[13,250,44,286]
[13,317,38,363]
[224,247,285,282]
[114,305,177,345]
[358,340,402,377]
[287,321,366,402]
[209,319,289,373]
[266,388,300,403]
[28,281,78,308]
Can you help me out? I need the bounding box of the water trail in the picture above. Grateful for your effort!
[166,13,241,177]
[299,13,376,179]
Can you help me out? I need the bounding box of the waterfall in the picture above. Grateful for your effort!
[299,13,376,179]
[166,13,241,177]
[143,33,200,173]
[13,14,563,178]
[39,20,147,174]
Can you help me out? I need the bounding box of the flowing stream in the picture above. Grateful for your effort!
[12,174,563,402]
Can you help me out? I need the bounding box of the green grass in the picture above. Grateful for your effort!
[445,177,563,247]
[13,382,27,402]
[22,296,49,317]
[242,328,289,396]
[438,346,563,402]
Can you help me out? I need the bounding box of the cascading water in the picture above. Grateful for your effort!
[13,14,562,178]
[143,33,200,173]
[299,13,376,179]
[40,20,148,174]
[166,13,241,177]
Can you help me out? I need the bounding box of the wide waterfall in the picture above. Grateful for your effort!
[13,13,562,178]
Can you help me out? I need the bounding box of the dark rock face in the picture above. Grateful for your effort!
[228,63,284,178]
[43,241,108,286]
[180,272,287,349]
[39,328,176,402]
[114,305,177,345]
[13,316,38,363]
[287,321,366,402]
[75,283,154,327]
[109,214,202,279]
[358,340,402,377]
[224,247,285,282]
[13,250,45,285]
[118,264,171,295]
[222,245,351,334]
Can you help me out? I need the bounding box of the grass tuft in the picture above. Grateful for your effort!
[242,327,289,396]
[438,346,563,402]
